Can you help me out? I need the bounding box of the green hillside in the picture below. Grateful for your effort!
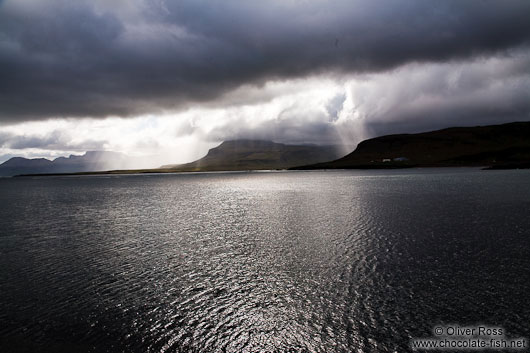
[159,140,346,171]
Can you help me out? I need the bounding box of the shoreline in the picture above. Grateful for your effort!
[12,165,529,178]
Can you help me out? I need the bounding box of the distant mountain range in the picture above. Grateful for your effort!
[0,151,138,177]
[160,140,346,171]
[2,141,347,176]
[5,122,530,176]
[293,121,530,169]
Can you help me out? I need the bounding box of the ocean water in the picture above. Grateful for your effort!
[1,169,529,352]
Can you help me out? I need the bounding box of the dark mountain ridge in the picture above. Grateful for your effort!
[293,121,530,169]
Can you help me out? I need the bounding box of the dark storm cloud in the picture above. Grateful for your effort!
[1,0,530,122]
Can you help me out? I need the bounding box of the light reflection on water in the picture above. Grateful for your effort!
[1,169,530,352]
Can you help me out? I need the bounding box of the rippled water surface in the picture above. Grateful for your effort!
[1,169,530,352]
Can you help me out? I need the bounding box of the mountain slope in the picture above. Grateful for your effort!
[0,157,55,176]
[0,151,133,176]
[160,140,346,171]
[293,122,530,169]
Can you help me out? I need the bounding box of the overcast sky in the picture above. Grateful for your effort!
[1,0,529,165]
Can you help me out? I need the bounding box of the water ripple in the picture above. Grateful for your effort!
[1,170,530,352]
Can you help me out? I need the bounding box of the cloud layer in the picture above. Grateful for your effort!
[1,0,529,164]
[1,0,530,122]
[1,50,529,165]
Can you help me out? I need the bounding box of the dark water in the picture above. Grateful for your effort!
[1,169,529,352]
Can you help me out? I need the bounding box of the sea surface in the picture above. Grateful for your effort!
[1,169,529,352]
